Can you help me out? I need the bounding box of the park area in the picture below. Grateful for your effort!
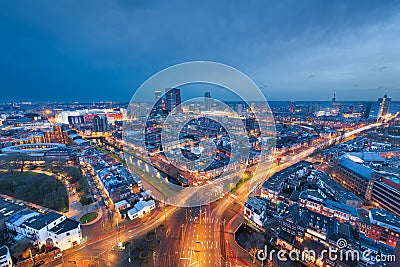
[80,212,98,224]
[0,171,69,212]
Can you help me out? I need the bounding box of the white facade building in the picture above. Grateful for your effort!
[6,212,81,251]
[127,200,156,220]
[244,196,269,231]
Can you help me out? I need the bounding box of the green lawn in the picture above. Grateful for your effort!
[80,212,98,224]
[0,171,69,212]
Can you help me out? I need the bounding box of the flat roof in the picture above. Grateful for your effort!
[245,196,268,215]
[0,245,9,257]
[326,200,358,217]
[49,218,79,235]
[370,209,400,229]
[347,152,385,162]
[339,158,375,181]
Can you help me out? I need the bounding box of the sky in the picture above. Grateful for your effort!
[0,0,399,102]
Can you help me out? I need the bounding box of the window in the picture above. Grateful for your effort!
[66,233,70,236]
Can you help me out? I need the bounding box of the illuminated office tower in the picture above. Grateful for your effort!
[362,102,372,120]
[377,92,391,120]
[165,88,181,112]
[204,91,212,111]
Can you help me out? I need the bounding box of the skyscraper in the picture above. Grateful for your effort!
[378,92,391,120]
[237,103,244,116]
[362,102,372,120]
[289,101,295,113]
[165,88,181,112]
[154,90,162,102]
[204,91,212,111]
[93,115,108,132]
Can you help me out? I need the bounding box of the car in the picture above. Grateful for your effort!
[54,253,63,259]
[33,260,45,267]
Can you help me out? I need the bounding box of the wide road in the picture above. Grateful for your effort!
[45,205,180,267]
[42,121,383,267]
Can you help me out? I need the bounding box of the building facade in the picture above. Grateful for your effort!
[0,246,13,267]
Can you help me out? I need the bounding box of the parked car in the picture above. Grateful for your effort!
[33,260,45,267]
[54,253,63,259]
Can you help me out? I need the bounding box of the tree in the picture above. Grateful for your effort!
[1,154,19,174]
[6,180,17,194]
[15,154,31,173]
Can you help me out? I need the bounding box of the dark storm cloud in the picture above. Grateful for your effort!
[0,0,399,102]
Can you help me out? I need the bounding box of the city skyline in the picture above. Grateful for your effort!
[0,2,399,266]
[1,1,400,102]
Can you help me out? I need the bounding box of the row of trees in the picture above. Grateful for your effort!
[0,154,93,206]
[0,154,67,173]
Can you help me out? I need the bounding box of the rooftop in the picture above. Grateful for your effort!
[0,245,9,257]
[338,158,375,181]
[49,218,79,235]
[0,198,25,220]
[27,212,64,230]
[245,196,269,215]
[326,200,358,217]
[346,152,385,163]
[369,209,400,229]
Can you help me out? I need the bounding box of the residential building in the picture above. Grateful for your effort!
[368,209,400,247]
[298,191,359,227]
[127,200,156,220]
[47,218,81,251]
[6,211,81,251]
[277,204,358,267]
[114,200,130,212]
[244,196,269,231]
[316,171,363,208]
[0,246,13,267]
[331,158,374,196]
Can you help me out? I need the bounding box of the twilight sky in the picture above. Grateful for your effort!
[0,0,399,102]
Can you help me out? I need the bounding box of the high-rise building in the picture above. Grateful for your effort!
[165,88,181,112]
[93,115,108,132]
[378,92,391,120]
[237,103,244,116]
[45,123,69,144]
[154,90,162,102]
[152,90,163,115]
[245,114,257,133]
[289,101,295,113]
[204,91,212,111]
[362,102,372,120]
